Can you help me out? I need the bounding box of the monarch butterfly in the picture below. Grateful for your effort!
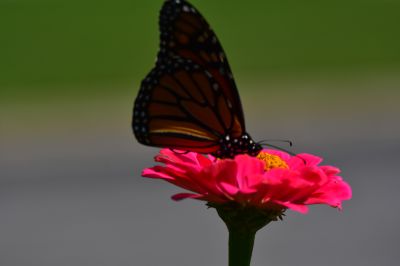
[133,0,263,159]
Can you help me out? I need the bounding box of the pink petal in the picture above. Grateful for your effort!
[172,193,202,201]
[274,200,309,214]
[142,167,176,181]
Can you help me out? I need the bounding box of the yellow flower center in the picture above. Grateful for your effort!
[257,151,289,171]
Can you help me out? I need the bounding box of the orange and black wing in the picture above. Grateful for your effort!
[133,56,244,154]
[158,0,245,128]
[132,0,248,153]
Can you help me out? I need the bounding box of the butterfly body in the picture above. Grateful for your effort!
[133,0,262,158]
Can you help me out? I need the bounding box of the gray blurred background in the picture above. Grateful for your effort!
[1,0,400,265]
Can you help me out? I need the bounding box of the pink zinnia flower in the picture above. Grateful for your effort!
[143,149,352,214]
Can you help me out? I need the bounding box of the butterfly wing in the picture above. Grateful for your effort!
[158,0,245,128]
[133,55,244,154]
[133,0,251,154]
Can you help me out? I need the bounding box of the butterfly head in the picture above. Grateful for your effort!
[214,133,262,159]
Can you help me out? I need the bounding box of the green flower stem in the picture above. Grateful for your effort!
[228,226,256,266]
[209,202,284,266]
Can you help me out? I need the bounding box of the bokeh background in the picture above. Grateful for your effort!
[1,0,399,265]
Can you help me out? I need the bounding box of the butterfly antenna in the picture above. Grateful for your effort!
[258,139,293,147]
[295,154,307,165]
[260,143,296,156]
[260,143,307,164]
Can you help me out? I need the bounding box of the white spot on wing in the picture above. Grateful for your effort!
[213,83,219,91]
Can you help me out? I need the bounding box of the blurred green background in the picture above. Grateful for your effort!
[1,1,400,266]
[1,0,399,99]
[2,0,399,145]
